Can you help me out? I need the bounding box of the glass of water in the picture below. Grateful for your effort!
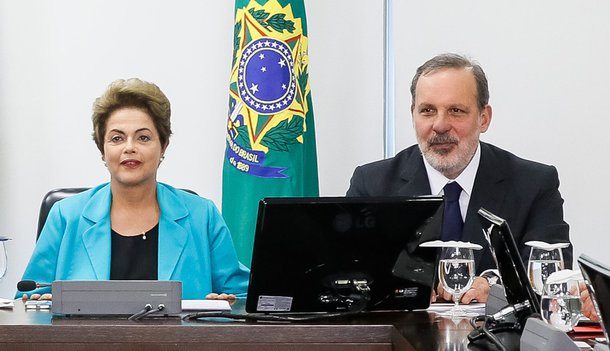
[0,237,9,281]
[528,247,564,295]
[540,277,582,332]
[0,241,6,280]
[439,246,475,317]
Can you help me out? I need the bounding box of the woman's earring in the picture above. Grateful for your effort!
[102,156,107,167]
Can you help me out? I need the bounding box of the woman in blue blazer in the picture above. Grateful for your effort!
[19,78,249,299]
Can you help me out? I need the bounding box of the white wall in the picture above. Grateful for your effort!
[393,1,610,269]
[1,0,606,298]
[0,0,383,297]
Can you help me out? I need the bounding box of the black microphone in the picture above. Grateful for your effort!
[17,280,52,292]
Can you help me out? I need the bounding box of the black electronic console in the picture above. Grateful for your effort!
[468,208,541,348]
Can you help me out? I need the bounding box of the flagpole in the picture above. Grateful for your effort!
[383,0,395,159]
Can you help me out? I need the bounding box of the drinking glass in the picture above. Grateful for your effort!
[528,247,564,295]
[0,240,6,280]
[438,246,475,317]
[540,278,582,332]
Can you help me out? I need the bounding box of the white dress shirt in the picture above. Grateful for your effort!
[422,144,498,280]
[421,143,481,222]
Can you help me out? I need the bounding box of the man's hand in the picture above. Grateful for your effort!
[432,276,490,303]
[461,277,490,303]
[579,281,599,321]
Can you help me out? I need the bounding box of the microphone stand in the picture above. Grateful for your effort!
[468,300,535,350]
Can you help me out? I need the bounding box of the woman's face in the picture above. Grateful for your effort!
[102,107,165,188]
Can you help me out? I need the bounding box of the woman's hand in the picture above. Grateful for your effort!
[205,293,237,305]
[22,293,52,301]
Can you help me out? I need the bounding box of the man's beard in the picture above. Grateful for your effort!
[419,133,478,178]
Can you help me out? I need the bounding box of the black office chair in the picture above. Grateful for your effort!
[36,187,198,241]
[37,188,89,241]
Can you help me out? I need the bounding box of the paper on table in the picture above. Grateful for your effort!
[546,269,583,284]
[0,297,14,309]
[420,240,483,250]
[427,302,485,315]
[525,241,570,250]
[181,299,231,311]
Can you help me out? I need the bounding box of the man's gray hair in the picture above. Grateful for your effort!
[410,53,489,111]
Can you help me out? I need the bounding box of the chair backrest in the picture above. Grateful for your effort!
[36,187,198,241]
[37,188,89,240]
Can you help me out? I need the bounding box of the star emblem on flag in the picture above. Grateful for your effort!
[238,38,296,115]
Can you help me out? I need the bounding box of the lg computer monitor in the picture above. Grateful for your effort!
[246,196,443,313]
[478,208,541,315]
[578,254,610,341]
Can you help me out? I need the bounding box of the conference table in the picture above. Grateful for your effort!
[0,299,521,351]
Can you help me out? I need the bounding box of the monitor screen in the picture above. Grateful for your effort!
[478,208,541,315]
[577,254,610,341]
[246,196,443,313]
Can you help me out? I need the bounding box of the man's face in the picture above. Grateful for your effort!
[412,68,492,179]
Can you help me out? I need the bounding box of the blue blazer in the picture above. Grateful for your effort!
[19,183,250,299]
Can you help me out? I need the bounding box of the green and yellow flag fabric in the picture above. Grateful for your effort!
[222,0,318,267]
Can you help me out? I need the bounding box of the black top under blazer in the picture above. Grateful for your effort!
[347,142,572,274]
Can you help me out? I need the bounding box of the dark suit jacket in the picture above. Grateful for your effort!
[347,142,572,274]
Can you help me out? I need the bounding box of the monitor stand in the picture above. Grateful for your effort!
[469,285,535,343]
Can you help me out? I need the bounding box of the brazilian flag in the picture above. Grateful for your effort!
[222,0,319,267]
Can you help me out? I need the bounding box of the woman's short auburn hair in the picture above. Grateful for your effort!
[92,78,172,154]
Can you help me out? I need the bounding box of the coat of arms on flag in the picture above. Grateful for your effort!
[222,0,318,266]
[226,0,311,179]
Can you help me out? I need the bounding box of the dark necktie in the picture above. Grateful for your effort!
[442,182,463,241]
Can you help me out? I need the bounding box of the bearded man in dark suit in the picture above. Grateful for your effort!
[347,53,571,303]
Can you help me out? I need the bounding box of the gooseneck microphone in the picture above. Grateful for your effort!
[17,280,52,292]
